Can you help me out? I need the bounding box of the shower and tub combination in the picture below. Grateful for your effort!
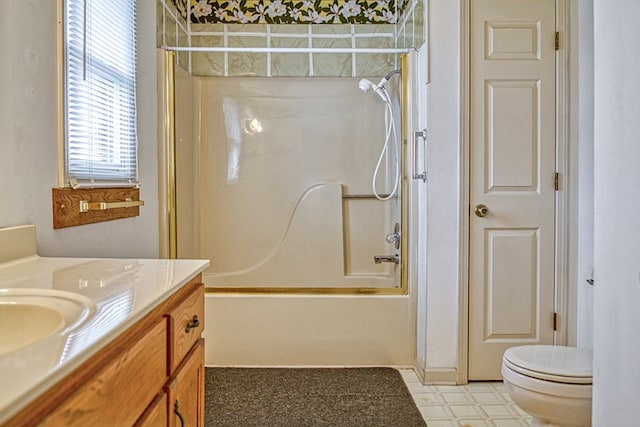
[164,58,409,293]
[156,8,427,364]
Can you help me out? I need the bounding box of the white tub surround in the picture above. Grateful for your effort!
[0,227,208,424]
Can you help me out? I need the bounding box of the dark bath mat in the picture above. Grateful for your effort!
[205,367,427,427]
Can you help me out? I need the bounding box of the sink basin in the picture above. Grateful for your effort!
[0,289,96,356]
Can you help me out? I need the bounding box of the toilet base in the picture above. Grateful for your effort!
[502,365,591,427]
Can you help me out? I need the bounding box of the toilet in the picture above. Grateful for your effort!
[501,345,593,427]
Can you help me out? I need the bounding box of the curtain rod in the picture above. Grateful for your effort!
[162,45,411,54]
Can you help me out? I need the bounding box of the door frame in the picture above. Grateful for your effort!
[458,0,576,383]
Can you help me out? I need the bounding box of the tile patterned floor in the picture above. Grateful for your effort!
[399,369,533,427]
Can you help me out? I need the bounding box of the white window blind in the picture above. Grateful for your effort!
[64,0,138,187]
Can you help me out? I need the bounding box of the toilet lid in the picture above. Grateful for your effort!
[503,345,592,385]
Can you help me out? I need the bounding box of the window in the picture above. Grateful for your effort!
[63,0,138,188]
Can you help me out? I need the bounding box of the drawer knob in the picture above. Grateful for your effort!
[185,315,200,333]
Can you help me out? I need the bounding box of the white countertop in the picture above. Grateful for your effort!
[0,255,209,424]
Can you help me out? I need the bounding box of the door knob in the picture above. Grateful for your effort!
[474,204,489,218]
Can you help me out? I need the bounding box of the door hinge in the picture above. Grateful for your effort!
[554,172,560,191]
[555,32,560,51]
[553,312,559,331]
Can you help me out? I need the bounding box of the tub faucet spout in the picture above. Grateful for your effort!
[373,255,399,264]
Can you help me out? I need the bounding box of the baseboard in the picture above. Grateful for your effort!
[419,368,459,385]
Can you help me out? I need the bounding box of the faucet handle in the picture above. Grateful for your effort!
[385,223,401,249]
[385,232,400,244]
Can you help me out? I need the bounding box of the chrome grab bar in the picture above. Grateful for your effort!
[342,193,394,200]
[412,129,427,182]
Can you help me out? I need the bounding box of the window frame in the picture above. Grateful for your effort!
[59,0,139,189]
[54,0,143,228]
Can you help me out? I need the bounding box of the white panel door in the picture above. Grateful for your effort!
[469,0,557,380]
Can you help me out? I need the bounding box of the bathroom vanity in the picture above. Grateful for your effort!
[0,226,209,426]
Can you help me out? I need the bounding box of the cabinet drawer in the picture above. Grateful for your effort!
[167,283,204,372]
[41,320,167,427]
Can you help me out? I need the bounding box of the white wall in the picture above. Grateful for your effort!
[414,43,430,378]
[0,0,159,258]
[592,0,640,423]
[420,0,461,380]
[576,0,594,349]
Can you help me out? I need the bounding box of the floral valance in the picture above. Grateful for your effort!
[171,0,405,24]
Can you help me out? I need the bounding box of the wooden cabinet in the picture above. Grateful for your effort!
[4,276,205,427]
[166,341,204,427]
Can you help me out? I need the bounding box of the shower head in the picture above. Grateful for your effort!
[358,69,401,94]
[358,78,377,93]
[358,78,389,104]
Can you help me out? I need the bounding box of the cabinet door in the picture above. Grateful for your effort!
[40,321,167,427]
[167,339,204,427]
[135,392,168,427]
